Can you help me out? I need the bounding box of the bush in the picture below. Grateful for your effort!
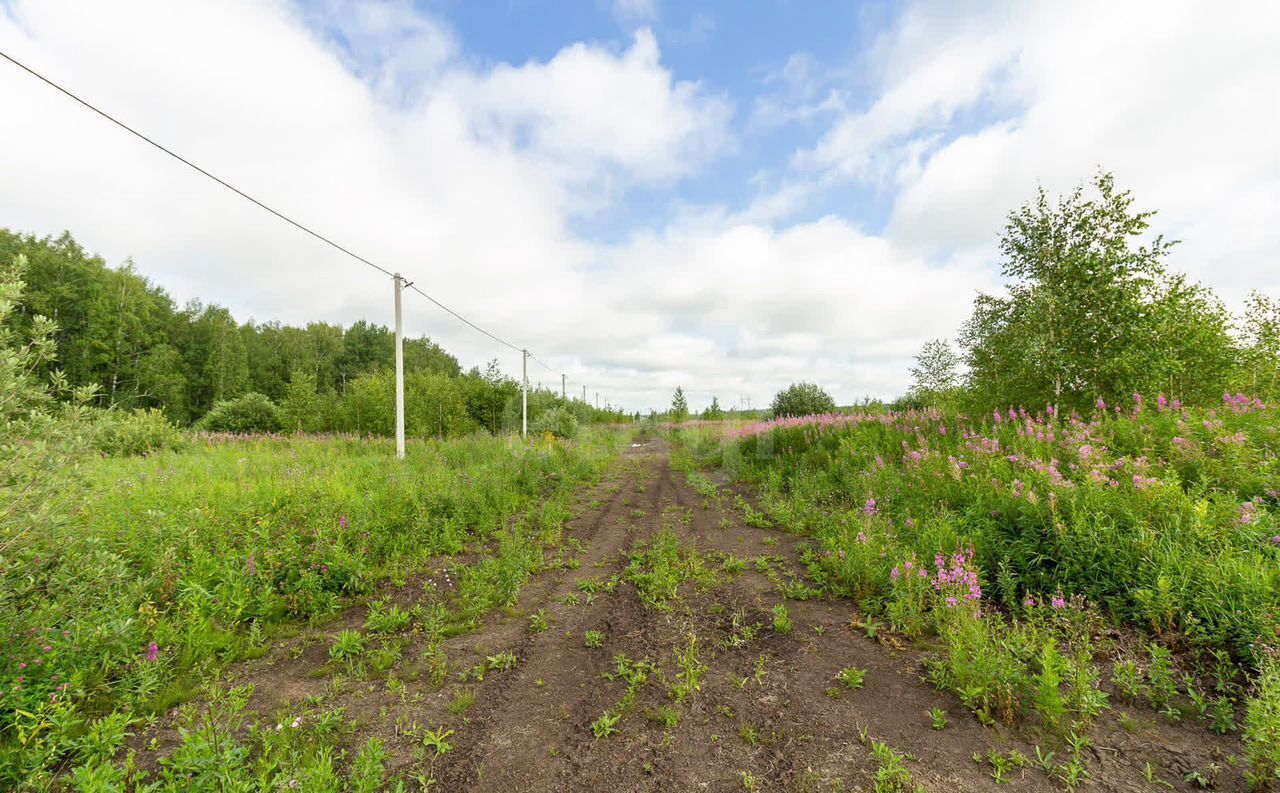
[769,381,837,418]
[92,407,186,456]
[199,392,282,434]
[531,406,579,439]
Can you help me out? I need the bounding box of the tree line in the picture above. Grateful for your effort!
[906,172,1279,414]
[0,229,626,436]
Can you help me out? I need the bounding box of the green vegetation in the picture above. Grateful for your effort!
[768,381,836,419]
[0,341,616,787]
[0,228,629,432]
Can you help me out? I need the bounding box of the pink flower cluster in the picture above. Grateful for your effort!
[1223,392,1268,413]
[890,557,929,583]
[931,548,982,606]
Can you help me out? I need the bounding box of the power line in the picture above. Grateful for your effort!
[0,48,535,366]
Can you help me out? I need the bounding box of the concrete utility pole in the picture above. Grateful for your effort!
[595,392,599,409]
[582,385,587,403]
[393,274,405,460]
[521,349,529,438]
[562,373,566,400]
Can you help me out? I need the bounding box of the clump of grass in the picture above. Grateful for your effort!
[584,630,605,649]
[772,604,793,634]
[1244,656,1280,789]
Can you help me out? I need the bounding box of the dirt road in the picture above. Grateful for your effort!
[159,441,1241,791]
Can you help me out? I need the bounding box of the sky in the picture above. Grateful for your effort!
[1,0,1277,412]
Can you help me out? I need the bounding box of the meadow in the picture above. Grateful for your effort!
[673,392,1280,787]
[0,431,618,787]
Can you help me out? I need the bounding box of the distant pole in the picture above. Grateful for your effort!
[521,349,528,438]
[393,274,405,460]
[582,385,587,403]
[595,392,599,409]
[562,373,566,400]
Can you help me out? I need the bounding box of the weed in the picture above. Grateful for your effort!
[448,689,475,716]
[420,726,454,756]
[329,630,365,665]
[671,629,707,702]
[591,711,621,739]
[529,609,549,633]
[647,705,680,729]
[364,599,415,634]
[486,650,518,671]
[772,604,793,634]
[584,630,605,649]
[928,708,948,730]
[837,666,866,690]
[1244,655,1280,789]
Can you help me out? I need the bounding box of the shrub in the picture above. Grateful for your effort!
[92,407,186,456]
[531,406,579,439]
[199,392,282,434]
[769,382,836,418]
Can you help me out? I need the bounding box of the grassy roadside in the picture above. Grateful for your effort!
[0,429,620,788]
[667,399,1280,787]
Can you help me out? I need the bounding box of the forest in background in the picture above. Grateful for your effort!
[0,229,625,437]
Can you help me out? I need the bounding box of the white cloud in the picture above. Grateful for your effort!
[0,0,1276,414]
[0,1,729,409]
[800,0,1280,305]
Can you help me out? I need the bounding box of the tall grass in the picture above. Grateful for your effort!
[727,396,1278,662]
[0,431,616,785]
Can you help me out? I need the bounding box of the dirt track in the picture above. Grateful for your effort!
[142,440,1245,791]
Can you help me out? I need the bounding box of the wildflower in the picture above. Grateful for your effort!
[1156,393,1167,411]
[1078,444,1092,460]
[1239,501,1259,525]
[1051,596,1066,609]
[890,566,901,581]
[1023,596,1036,608]
[861,498,878,516]
[856,532,868,545]
[338,515,347,529]
[1270,536,1280,546]
[1096,397,1106,412]
[291,717,301,729]
[945,597,958,607]
[145,641,158,663]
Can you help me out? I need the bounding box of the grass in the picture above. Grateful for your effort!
[0,431,617,786]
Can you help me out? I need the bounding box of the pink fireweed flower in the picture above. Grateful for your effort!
[890,566,901,581]
[338,515,347,529]
[856,532,868,545]
[945,597,958,607]
[1051,596,1066,609]
[1096,397,1106,412]
[145,641,158,663]
[862,498,878,516]
[1239,501,1259,525]
[1270,536,1280,546]
[1023,596,1036,608]
[1157,393,1167,411]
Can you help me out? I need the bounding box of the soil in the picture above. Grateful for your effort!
[130,441,1248,791]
